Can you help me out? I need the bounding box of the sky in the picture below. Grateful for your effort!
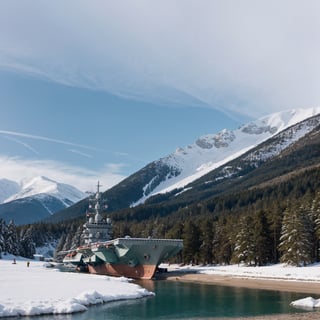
[0,1,319,191]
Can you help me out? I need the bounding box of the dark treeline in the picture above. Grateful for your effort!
[109,166,320,267]
[111,191,320,267]
[1,167,320,267]
[0,219,36,258]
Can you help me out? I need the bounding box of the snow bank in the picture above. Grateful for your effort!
[163,263,320,282]
[291,297,320,309]
[0,256,153,318]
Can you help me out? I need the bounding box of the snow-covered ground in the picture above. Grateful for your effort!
[172,263,320,282]
[0,255,153,318]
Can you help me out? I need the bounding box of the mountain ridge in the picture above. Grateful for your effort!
[48,107,320,223]
[110,119,320,226]
[140,107,320,203]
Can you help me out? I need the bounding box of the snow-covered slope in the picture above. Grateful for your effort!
[3,176,86,206]
[0,176,87,225]
[134,107,320,205]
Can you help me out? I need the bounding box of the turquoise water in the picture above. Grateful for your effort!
[26,280,312,320]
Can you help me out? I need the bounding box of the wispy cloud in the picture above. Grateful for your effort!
[0,130,126,191]
[1,135,39,155]
[1,1,319,116]
[68,149,93,158]
[0,130,102,151]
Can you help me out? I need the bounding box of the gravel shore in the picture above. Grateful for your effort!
[224,312,320,319]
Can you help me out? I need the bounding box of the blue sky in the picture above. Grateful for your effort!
[0,1,319,191]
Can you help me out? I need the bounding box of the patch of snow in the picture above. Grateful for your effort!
[0,255,153,318]
[291,297,320,309]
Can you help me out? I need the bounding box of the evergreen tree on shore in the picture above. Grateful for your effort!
[279,205,313,266]
[5,221,21,256]
[232,215,255,265]
[182,219,201,264]
[0,219,5,258]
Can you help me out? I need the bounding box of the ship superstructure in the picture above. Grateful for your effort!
[63,182,183,279]
[82,183,112,244]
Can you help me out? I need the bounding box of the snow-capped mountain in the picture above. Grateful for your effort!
[3,176,86,206]
[133,107,320,205]
[0,176,86,225]
[49,106,320,223]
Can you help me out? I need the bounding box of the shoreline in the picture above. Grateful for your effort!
[158,270,320,320]
[162,271,320,294]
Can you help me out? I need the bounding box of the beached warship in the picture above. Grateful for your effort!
[63,183,183,279]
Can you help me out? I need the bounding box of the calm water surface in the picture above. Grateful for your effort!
[24,280,311,320]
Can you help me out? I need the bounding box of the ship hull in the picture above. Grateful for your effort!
[87,263,157,280]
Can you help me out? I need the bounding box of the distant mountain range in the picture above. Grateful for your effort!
[0,176,86,225]
[48,106,320,223]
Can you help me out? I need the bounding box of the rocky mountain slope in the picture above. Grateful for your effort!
[135,107,320,204]
[48,107,320,223]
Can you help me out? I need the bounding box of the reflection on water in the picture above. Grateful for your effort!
[135,279,156,292]
[22,280,312,320]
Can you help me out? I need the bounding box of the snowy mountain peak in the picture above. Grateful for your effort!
[254,107,320,133]
[0,176,87,224]
[21,176,59,195]
[3,176,86,205]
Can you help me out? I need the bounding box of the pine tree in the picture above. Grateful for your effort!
[199,218,214,264]
[232,215,255,265]
[266,206,283,263]
[312,192,320,261]
[5,221,21,256]
[19,226,36,259]
[0,219,6,258]
[251,210,272,266]
[279,205,313,266]
[212,216,233,265]
[182,219,201,264]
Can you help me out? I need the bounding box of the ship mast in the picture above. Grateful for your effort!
[82,181,112,244]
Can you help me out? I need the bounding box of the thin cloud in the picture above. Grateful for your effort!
[68,149,93,159]
[0,130,102,151]
[1,1,319,116]
[1,135,39,155]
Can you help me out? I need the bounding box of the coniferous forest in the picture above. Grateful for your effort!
[1,166,320,268]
